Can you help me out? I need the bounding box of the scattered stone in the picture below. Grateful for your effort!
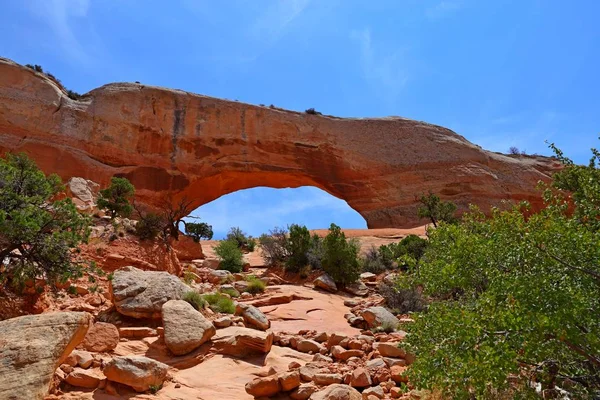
[313,274,337,293]
[373,342,405,358]
[209,270,233,284]
[383,357,406,367]
[313,354,333,363]
[235,303,270,331]
[311,384,361,400]
[212,326,273,358]
[314,332,328,342]
[245,375,280,397]
[349,367,372,388]
[65,350,93,369]
[360,272,377,281]
[345,281,369,297]
[103,356,168,393]
[363,385,385,399]
[279,370,301,391]
[361,307,400,329]
[80,322,119,352]
[290,382,318,400]
[110,266,190,318]
[313,373,343,385]
[118,327,157,339]
[213,316,233,328]
[366,358,387,372]
[344,299,361,307]
[288,361,302,370]
[390,387,403,398]
[0,311,92,400]
[327,333,348,348]
[331,345,364,361]
[296,339,323,354]
[162,300,216,355]
[65,368,105,389]
[299,363,320,382]
[390,365,409,384]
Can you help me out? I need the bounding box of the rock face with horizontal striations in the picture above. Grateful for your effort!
[109,266,190,318]
[162,300,216,355]
[0,311,92,400]
[0,57,562,228]
[211,326,274,358]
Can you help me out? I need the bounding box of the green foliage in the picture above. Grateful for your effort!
[402,142,600,399]
[226,227,255,251]
[321,223,360,284]
[372,320,397,334]
[305,108,322,115]
[97,177,135,218]
[183,291,206,311]
[185,221,213,242]
[246,275,266,294]
[203,293,235,314]
[0,153,91,290]
[182,270,196,285]
[379,282,425,314]
[285,224,311,272]
[148,384,162,394]
[361,246,392,274]
[220,287,240,298]
[134,212,163,241]
[215,240,244,273]
[259,227,288,266]
[66,89,83,100]
[417,192,457,227]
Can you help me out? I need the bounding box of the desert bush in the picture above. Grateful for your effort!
[401,142,600,398]
[306,234,324,270]
[305,108,322,115]
[0,153,91,290]
[226,227,255,251]
[135,212,163,241]
[184,221,213,242]
[215,240,244,273]
[417,193,457,227]
[97,177,135,218]
[379,282,426,314]
[259,227,289,266]
[183,291,206,311]
[219,287,240,298]
[246,275,266,294]
[361,246,392,274]
[285,224,311,272]
[321,223,360,284]
[203,293,235,314]
[182,270,196,285]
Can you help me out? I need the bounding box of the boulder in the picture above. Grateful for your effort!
[279,370,301,391]
[299,363,320,382]
[361,306,399,329]
[245,375,280,397]
[390,365,409,384]
[209,270,233,284]
[345,281,369,297]
[363,386,385,399]
[80,322,119,352]
[313,373,343,385]
[349,367,372,388]
[109,266,190,318]
[213,316,233,328]
[360,272,377,281]
[311,384,362,400]
[0,312,92,400]
[290,382,318,400]
[373,342,405,358]
[296,339,323,354]
[65,368,105,389]
[313,274,337,293]
[235,303,270,331]
[331,345,364,361]
[212,326,273,358]
[66,177,99,213]
[103,356,169,392]
[118,327,158,339]
[65,350,93,369]
[162,300,216,355]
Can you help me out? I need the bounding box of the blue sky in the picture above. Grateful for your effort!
[1,0,599,238]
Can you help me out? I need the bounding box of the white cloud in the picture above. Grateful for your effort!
[425,1,463,19]
[25,0,92,65]
[351,28,409,99]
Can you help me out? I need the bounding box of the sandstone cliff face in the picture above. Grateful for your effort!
[0,58,562,227]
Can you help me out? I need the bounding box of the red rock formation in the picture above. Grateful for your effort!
[0,58,562,228]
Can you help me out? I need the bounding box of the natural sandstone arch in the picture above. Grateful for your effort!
[0,58,562,228]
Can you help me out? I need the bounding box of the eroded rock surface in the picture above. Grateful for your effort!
[162,299,216,355]
[0,311,92,400]
[0,57,561,228]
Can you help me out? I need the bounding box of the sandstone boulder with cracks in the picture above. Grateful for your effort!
[0,311,92,400]
[310,384,362,400]
[313,274,337,293]
[162,299,216,355]
[109,266,190,318]
[211,326,273,358]
[103,355,169,392]
[361,306,399,329]
[235,302,270,331]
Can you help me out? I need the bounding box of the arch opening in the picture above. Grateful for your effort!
[187,186,367,239]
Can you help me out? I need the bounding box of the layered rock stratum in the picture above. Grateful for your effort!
[0,57,562,227]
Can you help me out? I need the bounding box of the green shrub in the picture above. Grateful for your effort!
[379,282,425,314]
[182,270,196,285]
[183,291,206,311]
[246,276,266,294]
[185,221,213,242]
[215,239,244,273]
[135,212,163,240]
[285,224,311,272]
[361,246,391,274]
[97,177,135,218]
[0,153,91,290]
[401,142,600,398]
[203,293,235,314]
[220,287,240,298]
[321,223,360,284]
[306,234,324,270]
[246,237,256,252]
[259,227,289,266]
[417,192,457,227]
[396,234,429,261]
[305,108,322,115]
